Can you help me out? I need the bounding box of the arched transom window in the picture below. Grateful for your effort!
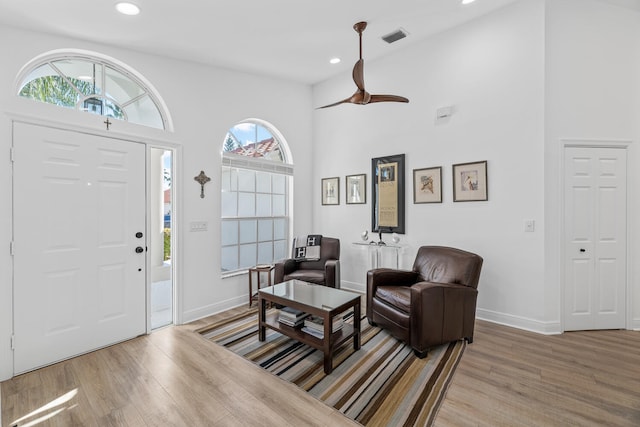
[17,53,168,130]
[221,120,293,274]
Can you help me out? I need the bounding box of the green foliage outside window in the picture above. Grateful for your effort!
[19,75,125,119]
[164,228,171,261]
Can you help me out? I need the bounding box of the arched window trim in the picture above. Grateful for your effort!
[15,49,173,132]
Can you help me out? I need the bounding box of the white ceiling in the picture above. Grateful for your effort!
[0,0,637,85]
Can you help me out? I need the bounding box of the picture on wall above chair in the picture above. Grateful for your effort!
[321,177,340,205]
[453,160,488,202]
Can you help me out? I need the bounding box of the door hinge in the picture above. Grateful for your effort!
[10,334,15,351]
[10,241,14,256]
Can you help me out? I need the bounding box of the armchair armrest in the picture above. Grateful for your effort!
[366,269,419,321]
[367,268,419,291]
[274,258,297,284]
[324,259,340,288]
[410,281,478,352]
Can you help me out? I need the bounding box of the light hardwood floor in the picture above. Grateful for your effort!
[3,310,640,426]
[437,321,640,426]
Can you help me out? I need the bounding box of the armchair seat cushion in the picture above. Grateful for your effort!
[285,269,326,285]
[376,286,411,314]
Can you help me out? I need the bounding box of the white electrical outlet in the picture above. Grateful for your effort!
[524,220,535,232]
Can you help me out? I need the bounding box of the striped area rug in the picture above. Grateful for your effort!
[199,308,465,426]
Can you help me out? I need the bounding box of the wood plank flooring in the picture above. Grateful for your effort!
[3,310,640,426]
[436,321,640,426]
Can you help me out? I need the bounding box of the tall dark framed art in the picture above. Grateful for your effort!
[371,154,405,233]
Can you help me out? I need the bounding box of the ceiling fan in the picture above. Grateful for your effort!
[318,21,409,109]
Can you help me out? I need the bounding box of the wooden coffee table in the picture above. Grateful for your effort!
[258,280,361,374]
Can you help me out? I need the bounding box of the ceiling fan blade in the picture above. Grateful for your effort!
[316,90,369,109]
[352,59,365,91]
[316,97,352,109]
[369,94,410,104]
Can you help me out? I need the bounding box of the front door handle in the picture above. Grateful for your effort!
[579,248,586,253]
[135,246,144,254]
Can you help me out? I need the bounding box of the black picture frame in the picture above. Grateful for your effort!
[371,154,405,234]
[321,177,340,205]
[413,166,443,204]
[452,160,488,202]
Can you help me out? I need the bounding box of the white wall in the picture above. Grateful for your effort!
[0,25,314,380]
[313,0,640,334]
[313,0,547,330]
[544,0,640,329]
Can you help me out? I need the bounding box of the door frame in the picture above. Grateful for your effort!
[8,112,183,366]
[559,138,632,332]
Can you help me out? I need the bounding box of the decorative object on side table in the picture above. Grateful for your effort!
[321,177,340,205]
[346,174,366,204]
[194,170,211,199]
[413,166,442,203]
[452,160,488,202]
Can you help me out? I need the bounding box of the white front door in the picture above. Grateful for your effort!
[563,146,627,331]
[13,122,147,374]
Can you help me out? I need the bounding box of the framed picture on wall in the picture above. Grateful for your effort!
[371,154,405,234]
[321,177,340,205]
[346,174,366,204]
[452,160,488,202]
[413,166,442,203]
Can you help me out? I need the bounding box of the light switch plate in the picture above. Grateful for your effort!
[524,220,535,232]
[190,221,208,232]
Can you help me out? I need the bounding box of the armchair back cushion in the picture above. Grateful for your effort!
[412,246,482,289]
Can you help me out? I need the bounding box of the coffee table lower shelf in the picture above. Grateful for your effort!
[262,311,355,358]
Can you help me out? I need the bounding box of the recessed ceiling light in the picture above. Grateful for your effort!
[115,2,140,15]
[461,0,477,4]
[329,57,341,65]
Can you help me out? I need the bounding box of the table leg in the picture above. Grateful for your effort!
[323,312,332,374]
[258,295,266,341]
[353,302,361,350]
[249,270,254,307]
[323,353,333,375]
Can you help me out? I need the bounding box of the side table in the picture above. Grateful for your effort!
[248,264,274,307]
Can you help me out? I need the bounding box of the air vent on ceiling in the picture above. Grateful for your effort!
[381,28,408,44]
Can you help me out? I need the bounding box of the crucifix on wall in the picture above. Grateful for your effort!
[194,170,211,198]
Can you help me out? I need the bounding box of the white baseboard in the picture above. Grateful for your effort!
[343,282,562,335]
[341,280,365,294]
[181,295,247,324]
[476,308,561,335]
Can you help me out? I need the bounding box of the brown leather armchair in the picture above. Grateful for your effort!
[366,246,483,358]
[274,237,341,288]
